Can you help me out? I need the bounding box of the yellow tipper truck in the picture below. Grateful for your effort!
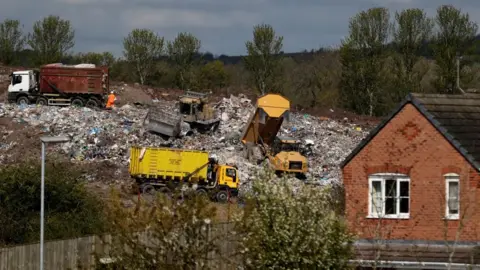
[129,146,239,203]
[241,93,308,177]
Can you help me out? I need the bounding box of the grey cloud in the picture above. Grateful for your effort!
[1,0,479,56]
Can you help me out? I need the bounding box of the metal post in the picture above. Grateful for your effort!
[38,135,70,270]
[40,142,45,270]
[457,56,465,94]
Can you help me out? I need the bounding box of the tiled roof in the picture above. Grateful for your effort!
[341,93,480,170]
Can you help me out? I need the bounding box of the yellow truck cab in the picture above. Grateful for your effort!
[213,165,239,197]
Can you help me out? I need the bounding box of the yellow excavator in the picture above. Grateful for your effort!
[241,93,308,177]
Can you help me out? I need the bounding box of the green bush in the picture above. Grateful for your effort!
[235,170,354,269]
[0,160,106,246]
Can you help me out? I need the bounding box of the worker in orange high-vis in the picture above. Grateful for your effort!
[106,90,117,109]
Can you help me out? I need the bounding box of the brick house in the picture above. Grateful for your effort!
[341,93,480,269]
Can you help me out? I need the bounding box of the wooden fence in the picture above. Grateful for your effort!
[0,235,97,270]
[0,223,238,270]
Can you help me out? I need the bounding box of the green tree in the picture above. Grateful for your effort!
[27,15,75,65]
[432,5,478,93]
[392,8,433,96]
[123,28,164,85]
[287,51,341,108]
[103,191,223,269]
[197,60,230,91]
[0,161,106,246]
[167,32,201,89]
[0,19,25,65]
[339,7,391,116]
[244,24,284,95]
[235,171,354,269]
[78,51,115,66]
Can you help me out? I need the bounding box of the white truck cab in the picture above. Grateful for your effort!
[7,70,38,104]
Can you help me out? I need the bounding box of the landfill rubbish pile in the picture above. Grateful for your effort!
[0,94,370,192]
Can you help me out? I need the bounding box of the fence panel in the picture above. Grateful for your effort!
[0,223,241,270]
[0,236,96,270]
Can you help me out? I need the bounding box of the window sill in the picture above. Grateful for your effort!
[366,215,410,220]
[443,215,459,220]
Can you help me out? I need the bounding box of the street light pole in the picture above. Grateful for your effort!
[39,136,70,270]
[40,141,45,270]
[456,55,465,94]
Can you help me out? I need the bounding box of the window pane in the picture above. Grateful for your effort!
[386,179,397,197]
[371,181,382,215]
[448,181,459,214]
[400,198,409,213]
[385,197,396,215]
[400,181,409,196]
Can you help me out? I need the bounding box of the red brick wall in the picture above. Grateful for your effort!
[343,103,480,241]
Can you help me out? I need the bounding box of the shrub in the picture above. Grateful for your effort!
[0,160,106,246]
[235,170,354,269]
[102,190,223,269]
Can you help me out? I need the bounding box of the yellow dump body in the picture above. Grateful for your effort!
[240,94,309,175]
[129,146,209,181]
[241,94,290,145]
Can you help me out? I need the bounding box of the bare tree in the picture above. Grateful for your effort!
[437,169,478,269]
[351,175,424,269]
[102,190,224,269]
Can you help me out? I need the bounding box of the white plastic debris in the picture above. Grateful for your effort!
[0,93,370,192]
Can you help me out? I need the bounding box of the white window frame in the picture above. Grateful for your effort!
[445,173,460,220]
[368,173,410,219]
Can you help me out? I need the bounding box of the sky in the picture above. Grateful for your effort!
[2,0,480,57]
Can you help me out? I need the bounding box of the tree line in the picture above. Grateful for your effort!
[0,4,478,116]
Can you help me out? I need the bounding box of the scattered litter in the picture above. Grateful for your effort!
[0,93,370,192]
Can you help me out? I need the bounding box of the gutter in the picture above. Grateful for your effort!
[350,259,480,269]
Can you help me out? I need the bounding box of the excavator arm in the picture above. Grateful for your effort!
[184,161,212,181]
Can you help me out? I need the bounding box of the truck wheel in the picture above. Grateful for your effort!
[196,188,208,198]
[157,187,172,199]
[16,96,29,105]
[86,98,100,108]
[216,190,229,203]
[71,98,85,107]
[142,184,156,195]
[158,187,170,193]
[36,97,48,106]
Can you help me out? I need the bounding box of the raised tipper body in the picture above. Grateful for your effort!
[241,93,308,176]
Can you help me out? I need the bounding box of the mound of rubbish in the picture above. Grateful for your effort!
[0,94,369,192]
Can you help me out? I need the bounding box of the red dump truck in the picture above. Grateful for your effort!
[7,63,109,107]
